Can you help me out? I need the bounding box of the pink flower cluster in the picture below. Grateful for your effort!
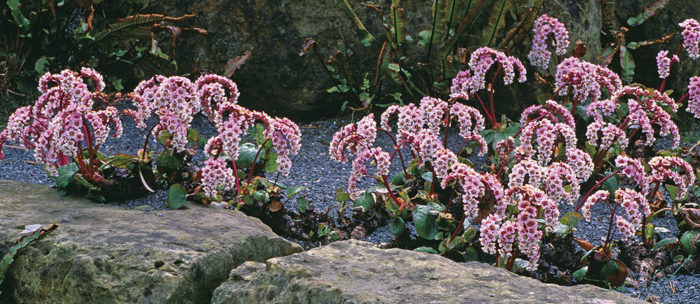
[200,158,235,199]
[586,121,628,150]
[451,47,526,97]
[615,155,649,194]
[480,185,558,271]
[520,100,575,128]
[330,114,391,198]
[656,50,679,79]
[195,74,239,121]
[579,189,650,243]
[648,156,696,200]
[528,14,569,70]
[519,118,576,165]
[555,57,622,102]
[508,159,580,205]
[688,76,700,118]
[442,163,505,220]
[0,68,120,175]
[679,18,700,60]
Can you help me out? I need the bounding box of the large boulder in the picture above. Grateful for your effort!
[211,240,645,304]
[0,180,302,304]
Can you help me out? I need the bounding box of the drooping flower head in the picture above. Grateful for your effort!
[452,47,526,96]
[528,14,570,70]
[194,74,240,121]
[480,185,558,271]
[520,99,575,128]
[555,57,622,103]
[518,118,577,165]
[647,156,696,200]
[679,18,700,60]
[656,50,680,79]
[586,121,628,151]
[687,76,700,118]
[330,114,377,163]
[347,147,390,198]
[0,68,120,175]
[442,163,505,220]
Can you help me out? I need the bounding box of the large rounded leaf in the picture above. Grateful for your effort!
[413,205,441,240]
[167,184,187,210]
[680,230,700,255]
[235,143,259,168]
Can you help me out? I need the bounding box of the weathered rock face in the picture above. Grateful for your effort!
[130,0,700,120]
[211,240,645,304]
[0,180,302,304]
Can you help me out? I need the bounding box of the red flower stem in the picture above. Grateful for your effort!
[575,168,621,211]
[231,158,242,205]
[377,127,410,177]
[379,174,403,208]
[247,138,271,184]
[677,92,689,105]
[474,93,497,127]
[603,203,619,251]
[505,247,519,272]
[659,45,684,92]
[141,123,160,162]
[449,211,466,242]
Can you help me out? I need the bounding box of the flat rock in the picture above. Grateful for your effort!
[212,240,645,304]
[0,180,302,304]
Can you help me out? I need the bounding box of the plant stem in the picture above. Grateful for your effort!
[449,211,466,242]
[141,123,160,162]
[603,203,619,253]
[248,138,271,184]
[378,127,410,177]
[575,168,620,211]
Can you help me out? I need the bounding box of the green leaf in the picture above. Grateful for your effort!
[463,247,479,262]
[573,267,588,282]
[354,191,376,211]
[602,175,619,195]
[336,188,351,202]
[186,128,200,144]
[339,0,375,47]
[619,45,635,83]
[652,237,678,252]
[680,230,699,255]
[155,153,181,171]
[263,152,279,173]
[235,143,258,168]
[413,205,441,240]
[390,173,405,186]
[560,212,584,227]
[626,0,667,26]
[664,184,682,201]
[34,57,50,75]
[413,246,438,254]
[421,172,434,182]
[296,197,309,213]
[390,217,406,236]
[167,184,187,210]
[462,227,477,241]
[74,175,99,192]
[157,130,172,146]
[287,186,307,199]
[600,260,620,278]
[102,153,138,170]
[479,0,510,47]
[56,163,79,190]
[253,190,269,203]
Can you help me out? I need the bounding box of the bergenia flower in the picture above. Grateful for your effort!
[647,156,696,200]
[528,14,569,70]
[687,76,700,118]
[656,50,679,79]
[679,18,700,60]
[452,47,526,95]
[555,57,622,102]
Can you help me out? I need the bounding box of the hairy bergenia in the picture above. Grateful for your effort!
[609,86,679,147]
[586,120,628,150]
[687,76,700,118]
[579,188,650,243]
[555,57,622,103]
[528,14,569,70]
[679,18,700,60]
[508,159,580,205]
[520,100,575,128]
[442,163,505,220]
[200,158,235,200]
[480,185,558,271]
[656,50,679,79]
[451,47,526,95]
[0,68,120,176]
[647,156,696,200]
[194,74,239,121]
[518,118,577,165]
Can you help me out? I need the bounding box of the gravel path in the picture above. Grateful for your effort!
[0,114,697,303]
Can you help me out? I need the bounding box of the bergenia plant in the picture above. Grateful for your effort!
[0,68,129,198]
